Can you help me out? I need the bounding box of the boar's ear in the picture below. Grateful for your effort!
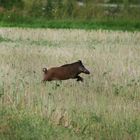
[78,60,82,63]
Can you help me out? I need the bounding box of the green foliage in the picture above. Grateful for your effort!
[109,0,140,4]
[0,109,56,140]
[0,0,23,9]
[0,0,140,22]
[0,18,140,31]
[0,36,12,42]
[43,0,54,18]
[1,108,140,140]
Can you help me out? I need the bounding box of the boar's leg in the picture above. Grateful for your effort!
[75,75,83,82]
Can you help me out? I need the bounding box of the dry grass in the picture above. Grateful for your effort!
[0,28,140,140]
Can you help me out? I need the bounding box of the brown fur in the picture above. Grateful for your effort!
[42,60,90,82]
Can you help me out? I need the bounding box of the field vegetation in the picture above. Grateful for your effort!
[0,28,140,140]
[0,0,140,30]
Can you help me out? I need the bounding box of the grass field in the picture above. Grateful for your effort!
[0,28,140,140]
[0,19,140,31]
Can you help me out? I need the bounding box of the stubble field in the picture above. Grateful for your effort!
[0,28,140,140]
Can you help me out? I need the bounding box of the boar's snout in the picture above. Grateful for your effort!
[84,69,90,74]
[79,65,90,74]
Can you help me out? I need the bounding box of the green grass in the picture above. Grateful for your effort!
[0,28,140,140]
[0,108,79,140]
[1,108,140,140]
[0,17,140,31]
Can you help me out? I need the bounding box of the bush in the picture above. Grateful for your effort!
[0,0,23,9]
[0,0,140,22]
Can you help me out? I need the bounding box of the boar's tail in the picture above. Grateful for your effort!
[42,68,47,73]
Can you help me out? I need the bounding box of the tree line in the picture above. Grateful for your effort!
[0,0,139,20]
